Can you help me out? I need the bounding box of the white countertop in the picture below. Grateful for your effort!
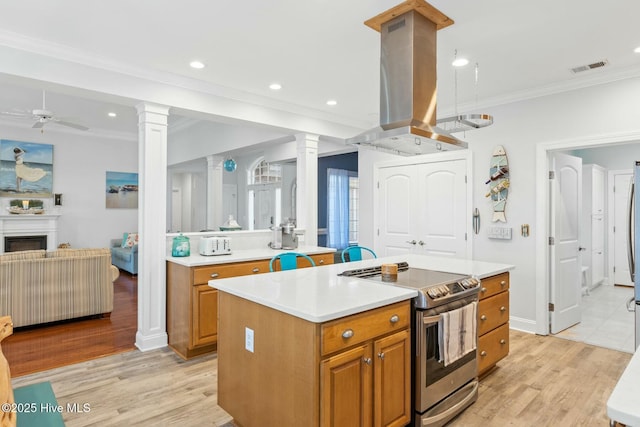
[166,245,336,267]
[210,253,514,323]
[608,347,640,426]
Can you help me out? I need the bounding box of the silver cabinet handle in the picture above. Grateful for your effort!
[628,181,635,281]
[500,306,506,312]
[406,240,417,245]
[363,357,372,365]
[342,329,354,339]
[378,352,385,360]
[389,315,399,324]
[500,339,506,345]
[480,315,487,321]
[210,273,219,279]
[252,267,260,273]
[480,351,487,357]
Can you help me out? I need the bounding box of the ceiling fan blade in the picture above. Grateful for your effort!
[52,119,89,131]
[32,121,46,129]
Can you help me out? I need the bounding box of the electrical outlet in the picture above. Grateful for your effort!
[245,327,254,353]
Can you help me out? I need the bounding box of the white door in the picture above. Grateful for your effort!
[550,153,583,334]
[377,166,419,256]
[253,188,274,229]
[416,160,467,258]
[222,184,238,221]
[614,172,633,285]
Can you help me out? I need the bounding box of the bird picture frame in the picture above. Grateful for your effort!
[0,139,53,197]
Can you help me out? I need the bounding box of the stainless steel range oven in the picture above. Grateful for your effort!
[340,262,481,427]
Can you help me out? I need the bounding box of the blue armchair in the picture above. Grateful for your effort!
[110,238,138,275]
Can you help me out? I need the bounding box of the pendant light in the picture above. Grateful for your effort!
[223,158,237,172]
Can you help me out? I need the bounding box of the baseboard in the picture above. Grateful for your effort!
[135,331,168,352]
[509,316,537,334]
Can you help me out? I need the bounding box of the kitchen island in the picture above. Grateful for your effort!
[213,254,513,427]
[607,346,640,426]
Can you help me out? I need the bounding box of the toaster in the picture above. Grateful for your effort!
[199,236,231,256]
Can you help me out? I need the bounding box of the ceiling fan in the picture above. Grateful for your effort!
[0,90,89,131]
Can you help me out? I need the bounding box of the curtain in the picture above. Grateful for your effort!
[327,168,350,249]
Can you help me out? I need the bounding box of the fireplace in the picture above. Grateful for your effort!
[0,214,60,253]
[4,235,47,252]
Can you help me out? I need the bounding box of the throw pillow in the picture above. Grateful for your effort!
[122,233,139,248]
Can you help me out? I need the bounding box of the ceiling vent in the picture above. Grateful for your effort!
[570,60,609,74]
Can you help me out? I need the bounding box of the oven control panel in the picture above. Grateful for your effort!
[426,277,480,300]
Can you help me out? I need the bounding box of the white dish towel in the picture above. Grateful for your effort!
[438,301,478,367]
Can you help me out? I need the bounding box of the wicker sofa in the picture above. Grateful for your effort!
[0,248,119,328]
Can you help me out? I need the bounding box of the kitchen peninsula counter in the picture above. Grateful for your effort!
[166,245,336,267]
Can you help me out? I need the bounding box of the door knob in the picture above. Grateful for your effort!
[578,247,586,251]
[406,240,417,245]
[418,240,425,246]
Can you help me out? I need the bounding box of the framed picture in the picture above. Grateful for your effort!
[106,171,139,209]
[0,139,54,197]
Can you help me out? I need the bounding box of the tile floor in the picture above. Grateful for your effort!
[554,284,636,353]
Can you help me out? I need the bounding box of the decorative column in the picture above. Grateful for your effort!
[296,134,319,246]
[135,102,170,352]
[206,155,224,230]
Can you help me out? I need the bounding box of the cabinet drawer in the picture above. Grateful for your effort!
[321,302,410,356]
[310,252,334,267]
[478,273,509,300]
[194,260,270,284]
[478,291,509,336]
[478,323,509,374]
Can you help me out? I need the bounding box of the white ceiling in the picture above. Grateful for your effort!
[0,0,639,138]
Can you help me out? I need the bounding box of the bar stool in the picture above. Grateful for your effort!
[269,252,316,272]
[581,266,590,296]
[340,246,377,263]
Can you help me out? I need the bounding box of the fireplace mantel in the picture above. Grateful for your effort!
[0,214,60,253]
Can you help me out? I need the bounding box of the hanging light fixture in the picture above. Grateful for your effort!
[436,50,493,133]
[223,158,237,172]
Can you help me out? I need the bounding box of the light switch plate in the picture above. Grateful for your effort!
[245,327,254,353]
[487,226,513,240]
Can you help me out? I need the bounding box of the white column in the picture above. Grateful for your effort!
[296,134,319,246]
[206,155,224,230]
[135,102,170,352]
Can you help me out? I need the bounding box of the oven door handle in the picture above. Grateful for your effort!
[423,314,442,325]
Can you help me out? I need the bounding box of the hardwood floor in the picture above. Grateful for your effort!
[9,329,631,426]
[3,271,137,377]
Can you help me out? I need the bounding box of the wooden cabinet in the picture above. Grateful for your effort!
[321,305,411,427]
[166,252,334,359]
[582,164,606,289]
[218,293,411,427]
[477,272,510,376]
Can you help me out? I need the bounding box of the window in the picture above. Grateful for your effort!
[252,160,282,184]
[327,168,358,249]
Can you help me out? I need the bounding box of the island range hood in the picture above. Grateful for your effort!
[347,0,468,155]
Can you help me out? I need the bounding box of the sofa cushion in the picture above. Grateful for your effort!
[121,233,139,248]
[46,248,111,258]
[0,250,45,262]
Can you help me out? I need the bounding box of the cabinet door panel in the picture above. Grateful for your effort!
[477,291,509,336]
[321,344,372,427]
[192,285,218,347]
[374,330,411,427]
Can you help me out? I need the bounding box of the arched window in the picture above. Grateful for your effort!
[251,159,282,184]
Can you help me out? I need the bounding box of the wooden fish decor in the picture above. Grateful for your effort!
[485,145,509,222]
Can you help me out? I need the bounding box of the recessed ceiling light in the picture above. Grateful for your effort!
[107,112,117,117]
[269,83,282,90]
[189,60,205,69]
[634,47,640,54]
[452,58,469,67]
[326,100,337,106]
